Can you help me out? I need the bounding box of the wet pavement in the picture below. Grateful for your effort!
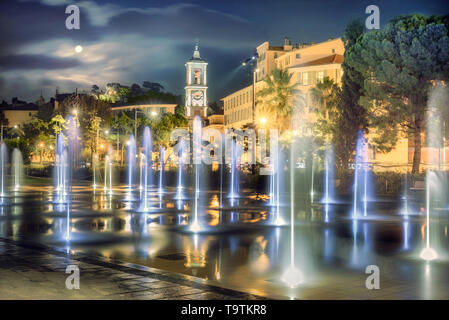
[0,238,266,299]
[1,178,449,299]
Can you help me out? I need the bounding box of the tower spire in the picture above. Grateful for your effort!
[193,38,200,59]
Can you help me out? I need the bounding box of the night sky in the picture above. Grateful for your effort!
[0,0,448,103]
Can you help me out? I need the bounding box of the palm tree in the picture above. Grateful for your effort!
[310,77,337,120]
[310,76,339,142]
[256,69,302,134]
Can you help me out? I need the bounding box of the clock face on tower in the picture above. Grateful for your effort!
[191,90,204,106]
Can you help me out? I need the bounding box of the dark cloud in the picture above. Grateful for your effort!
[0,54,80,70]
[105,4,265,45]
[0,0,100,53]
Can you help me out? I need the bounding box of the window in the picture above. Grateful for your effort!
[302,72,309,85]
[296,53,300,59]
[274,52,278,58]
[194,69,201,84]
[331,48,335,53]
[317,71,324,83]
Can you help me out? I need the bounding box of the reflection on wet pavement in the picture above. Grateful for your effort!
[1,180,449,299]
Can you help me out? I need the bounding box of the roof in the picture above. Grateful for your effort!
[291,54,344,68]
[188,43,207,63]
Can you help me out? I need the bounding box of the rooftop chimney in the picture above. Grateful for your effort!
[283,37,292,51]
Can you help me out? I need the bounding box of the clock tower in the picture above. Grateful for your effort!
[185,42,208,120]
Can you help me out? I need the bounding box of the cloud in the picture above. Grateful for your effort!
[0,54,80,70]
[0,0,265,102]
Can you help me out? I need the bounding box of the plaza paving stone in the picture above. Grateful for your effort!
[0,238,267,300]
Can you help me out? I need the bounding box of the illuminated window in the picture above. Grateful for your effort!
[317,71,324,83]
[194,69,201,84]
[302,72,309,85]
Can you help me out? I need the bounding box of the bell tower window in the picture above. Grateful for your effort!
[194,69,201,84]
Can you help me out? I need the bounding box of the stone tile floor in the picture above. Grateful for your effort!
[0,238,267,300]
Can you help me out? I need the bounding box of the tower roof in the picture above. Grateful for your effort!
[189,42,206,62]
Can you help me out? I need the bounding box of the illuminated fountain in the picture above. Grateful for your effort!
[190,116,202,232]
[281,128,303,287]
[272,148,285,226]
[175,138,185,200]
[126,134,136,201]
[0,143,6,200]
[92,153,98,190]
[228,137,239,201]
[352,130,374,218]
[310,153,315,203]
[54,133,68,204]
[321,144,335,204]
[158,146,165,207]
[12,149,23,192]
[420,170,438,261]
[419,86,446,261]
[269,137,279,207]
[219,133,224,208]
[140,126,153,212]
[103,147,113,196]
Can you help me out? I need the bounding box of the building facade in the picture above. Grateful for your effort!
[222,37,344,130]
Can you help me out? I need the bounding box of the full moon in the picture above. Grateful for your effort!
[75,45,83,53]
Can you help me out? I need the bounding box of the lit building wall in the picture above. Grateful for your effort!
[222,85,254,129]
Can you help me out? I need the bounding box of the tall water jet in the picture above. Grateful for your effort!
[268,130,279,208]
[140,127,153,212]
[103,147,113,196]
[55,133,68,203]
[126,134,136,200]
[321,145,335,204]
[190,116,202,232]
[228,137,239,200]
[12,149,23,192]
[420,170,437,261]
[159,146,164,194]
[158,146,165,206]
[281,127,303,287]
[0,143,6,199]
[92,153,98,190]
[310,153,315,203]
[175,138,185,200]
[419,84,447,260]
[219,133,224,208]
[352,131,374,218]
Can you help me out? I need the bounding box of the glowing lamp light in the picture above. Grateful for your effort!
[273,217,286,226]
[190,221,201,233]
[151,111,158,117]
[420,247,437,261]
[260,117,267,125]
[282,266,304,288]
[75,45,83,53]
